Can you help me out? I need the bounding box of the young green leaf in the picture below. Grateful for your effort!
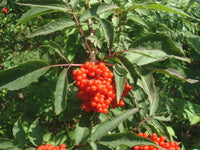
[28,119,43,146]
[54,68,68,115]
[17,0,69,12]
[0,138,19,149]
[130,33,185,57]
[117,54,139,83]
[90,108,139,142]
[0,61,49,91]
[28,18,75,37]
[99,132,161,148]
[137,68,159,115]
[113,64,128,103]
[147,3,192,18]
[17,7,56,25]
[80,4,119,22]
[146,67,198,84]
[13,120,26,145]
[127,14,148,27]
[99,19,114,49]
[75,115,91,144]
[90,142,111,150]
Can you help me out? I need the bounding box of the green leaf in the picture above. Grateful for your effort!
[75,116,91,144]
[17,7,55,25]
[146,67,198,84]
[43,133,52,142]
[80,4,119,22]
[54,68,67,115]
[113,64,128,103]
[28,119,43,146]
[186,35,200,55]
[43,41,67,62]
[99,132,161,148]
[90,108,139,142]
[17,0,69,12]
[99,19,114,49]
[70,0,81,9]
[0,138,19,149]
[117,54,139,83]
[147,3,192,18]
[0,61,49,91]
[25,148,36,150]
[90,142,111,150]
[127,14,148,27]
[137,68,159,115]
[130,33,185,57]
[28,18,75,37]
[13,120,26,145]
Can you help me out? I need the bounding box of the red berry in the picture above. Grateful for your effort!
[3,8,8,14]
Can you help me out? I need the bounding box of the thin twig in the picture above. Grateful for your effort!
[66,2,92,53]
[132,116,152,132]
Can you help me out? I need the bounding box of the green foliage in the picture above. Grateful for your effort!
[0,0,200,149]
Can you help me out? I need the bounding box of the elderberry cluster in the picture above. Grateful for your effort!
[37,143,66,150]
[73,61,132,113]
[133,132,181,150]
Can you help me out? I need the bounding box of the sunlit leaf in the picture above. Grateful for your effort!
[28,18,75,37]
[99,132,161,148]
[90,108,139,142]
[28,119,43,146]
[54,68,67,115]
[13,120,26,145]
[113,64,128,103]
[0,61,49,91]
[17,7,56,25]
[17,0,69,11]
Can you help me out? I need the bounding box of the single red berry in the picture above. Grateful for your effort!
[3,8,8,14]
[60,143,66,148]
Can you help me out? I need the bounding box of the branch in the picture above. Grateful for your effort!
[66,2,92,53]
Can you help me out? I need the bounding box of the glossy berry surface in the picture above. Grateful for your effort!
[132,132,181,150]
[73,61,132,113]
[37,143,66,150]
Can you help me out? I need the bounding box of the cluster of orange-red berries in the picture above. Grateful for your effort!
[73,61,132,113]
[133,132,181,150]
[37,143,66,150]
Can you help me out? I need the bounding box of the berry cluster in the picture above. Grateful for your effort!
[133,132,181,150]
[37,143,66,150]
[73,61,132,114]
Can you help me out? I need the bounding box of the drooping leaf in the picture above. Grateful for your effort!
[117,54,139,83]
[130,33,185,57]
[0,138,19,149]
[146,67,198,84]
[28,18,75,37]
[99,19,114,49]
[186,35,200,55]
[90,108,139,142]
[17,0,69,12]
[70,0,81,9]
[127,14,148,27]
[42,41,67,62]
[13,120,26,145]
[90,142,111,150]
[28,119,43,146]
[113,64,128,103]
[75,115,91,144]
[137,68,159,115]
[54,68,67,115]
[0,61,49,91]
[17,7,56,25]
[80,4,119,22]
[147,3,192,18]
[99,132,161,148]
